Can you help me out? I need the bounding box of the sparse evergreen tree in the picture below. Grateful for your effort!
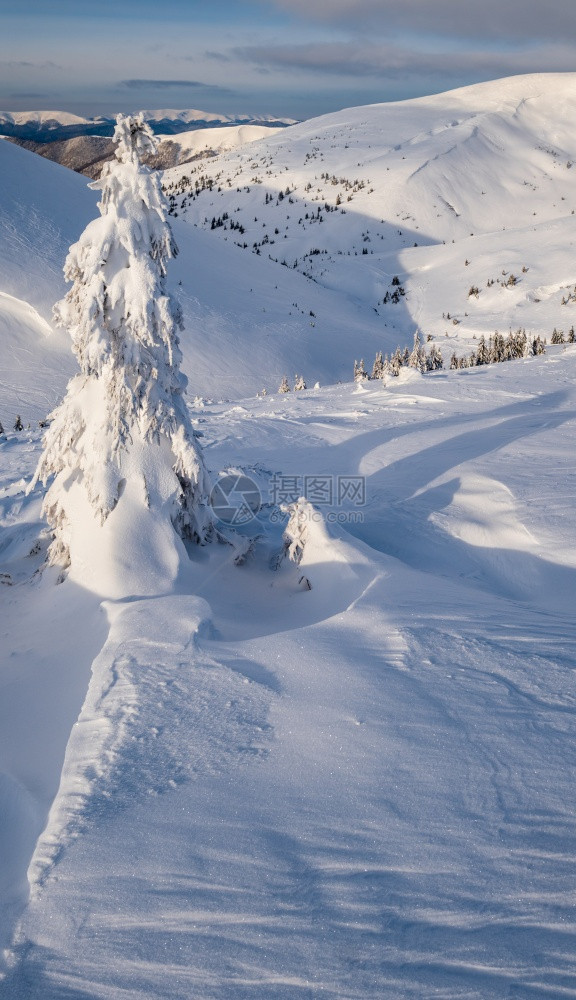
[427,344,444,371]
[529,335,546,356]
[354,358,368,382]
[381,356,394,380]
[475,335,490,365]
[278,375,291,393]
[390,348,403,376]
[408,330,427,373]
[14,415,23,432]
[491,332,506,363]
[29,114,212,580]
[371,351,384,380]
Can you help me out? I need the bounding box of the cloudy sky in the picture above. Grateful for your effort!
[1,0,576,119]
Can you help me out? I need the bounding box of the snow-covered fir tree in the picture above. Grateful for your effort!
[427,344,444,371]
[353,359,368,383]
[294,374,307,391]
[278,375,290,393]
[390,348,403,376]
[371,351,384,380]
[30,113,212,596]
[408,330,427,373]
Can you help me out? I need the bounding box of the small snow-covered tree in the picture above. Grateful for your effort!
[30,114,212,595]
[294,374,307,391]
[390,348,403,376]
[278,375,290,393]
[353,358,368,382]
[371,351,384,380]
[427,344,443,371]
[408,330,427,373]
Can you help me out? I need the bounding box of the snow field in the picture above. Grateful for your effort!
[2,348,576,996]
[2,75,576,997]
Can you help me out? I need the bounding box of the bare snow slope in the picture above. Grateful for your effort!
[0,138,388,418]
[0,141,97,423]
[166,72,576,356]
[156,123,286,161]
[1,350,576,997]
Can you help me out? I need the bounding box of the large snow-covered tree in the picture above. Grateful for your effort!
[30,113,212,596]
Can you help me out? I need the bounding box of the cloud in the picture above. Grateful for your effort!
[0,59,61,70]
[235,40,576,81]
[204,51,232,63]
[8,91,47,99]
[269,0,576,44]
[118,79,230,93]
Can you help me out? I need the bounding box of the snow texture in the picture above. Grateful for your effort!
[1,76,576,999]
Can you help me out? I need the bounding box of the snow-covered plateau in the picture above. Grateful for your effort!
[1,75,576,999]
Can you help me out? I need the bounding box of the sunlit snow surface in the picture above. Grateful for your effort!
[2,74,576,998]
[2,354,576,999]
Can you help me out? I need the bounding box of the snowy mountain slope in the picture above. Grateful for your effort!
[5,72,576,425]
[0,138,388,420]
[0,111,91,131]
[0,141,96,315]
[1,349,576,997]
[139,108,297,131]
[0,293,74,427]
[0,141,98,423]
[156,122,286,160]
[164,73,576,354]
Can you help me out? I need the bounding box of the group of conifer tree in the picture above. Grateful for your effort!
[354,331,443,382]
[354,325,572,383]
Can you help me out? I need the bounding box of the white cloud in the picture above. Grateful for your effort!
[236,40,576,81]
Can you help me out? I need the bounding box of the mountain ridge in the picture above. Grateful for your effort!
[0,108,297,143]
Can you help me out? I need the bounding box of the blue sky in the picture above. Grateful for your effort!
[1,0,576,119]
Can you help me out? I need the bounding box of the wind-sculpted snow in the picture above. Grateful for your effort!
[2,349,576,997]
[3,74,576,998]
[27,596,274,896]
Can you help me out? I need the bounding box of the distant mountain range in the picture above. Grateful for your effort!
[0,108,297,143]
[6,124,290,180]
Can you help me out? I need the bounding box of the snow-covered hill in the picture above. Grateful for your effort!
[155,122,287,160]
[165,72,576,358]
[0,138,388,421]
[0,110,90,130]
[5,74,576,412]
